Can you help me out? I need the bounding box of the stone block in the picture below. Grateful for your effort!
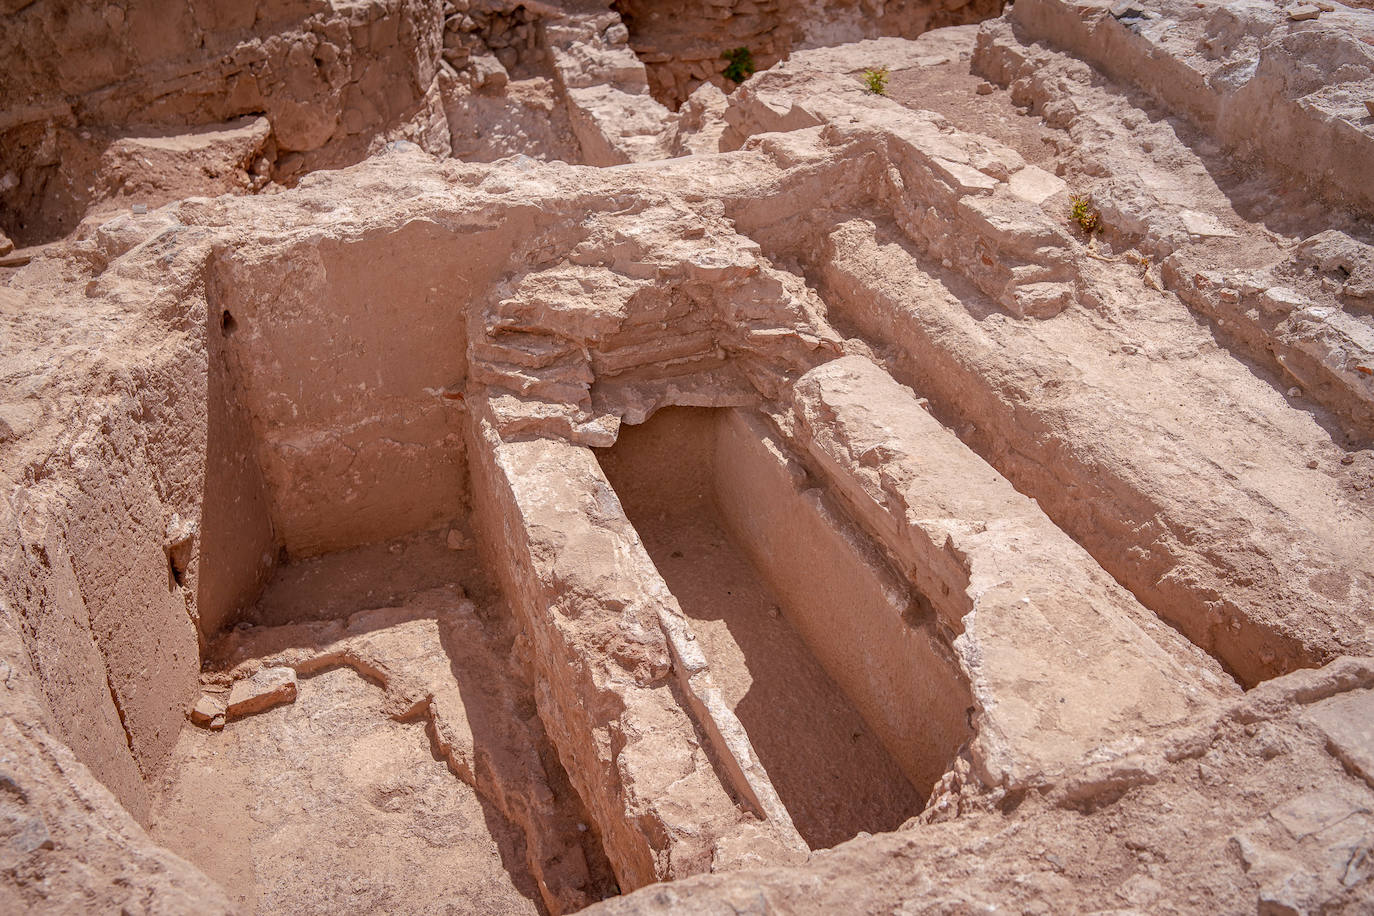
[1307,689,1374,789]
[226,667,298,719]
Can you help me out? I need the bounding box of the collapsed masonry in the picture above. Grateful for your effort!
[3,0,1374,913]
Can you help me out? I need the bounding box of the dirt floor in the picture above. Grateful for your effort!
[886,57,1060,168]
[151,530,617,914]
[152,665,541,915]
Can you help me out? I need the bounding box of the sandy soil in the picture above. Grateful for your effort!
[152,666,541,916]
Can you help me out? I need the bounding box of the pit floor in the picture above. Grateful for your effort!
[149,529,615,915]
[597,408,925,849]
[151,665,541,916]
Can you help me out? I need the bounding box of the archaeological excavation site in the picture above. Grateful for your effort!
[4,0,1374,912]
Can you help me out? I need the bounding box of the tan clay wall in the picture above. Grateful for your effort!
[209,218,498,558]
[4,524,156,824]
[712,408,972,796]
[197,311,277,639]
[0,303,240,821]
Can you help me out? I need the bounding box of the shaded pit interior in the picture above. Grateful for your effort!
[152,527,620,914]
[597,406,959,848]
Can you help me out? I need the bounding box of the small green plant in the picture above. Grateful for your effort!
[862,66,890,95]
[1070,195,1101,234]
[722,47,756,84]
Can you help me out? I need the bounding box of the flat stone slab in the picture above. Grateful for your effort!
[1307,688,1374,789]
[1269,789,1370,840]
[188,694,226,730]
[1007,165,1068,204]
[226,666,298,719]
[1180,209,1238,238]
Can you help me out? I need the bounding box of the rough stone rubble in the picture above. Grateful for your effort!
[2,0,1374,913]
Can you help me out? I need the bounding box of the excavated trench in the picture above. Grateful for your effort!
[84,111,1353,909]
[596,407,968,848]
[144,236,626,913]
[8,0,1374,912]
[148,400,970,908]
[147,175,1265,908]
[147,222,982,906]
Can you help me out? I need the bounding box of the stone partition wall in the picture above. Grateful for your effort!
[466,404,807,891]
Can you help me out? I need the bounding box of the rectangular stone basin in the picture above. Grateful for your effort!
[596,406,974,848]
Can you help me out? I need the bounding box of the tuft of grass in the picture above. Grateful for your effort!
[722,47,756,84]
[1070,195,1101,234]
[862,66,890,95]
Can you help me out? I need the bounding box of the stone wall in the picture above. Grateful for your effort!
[613,0,1004,107]
[0,0,449,243]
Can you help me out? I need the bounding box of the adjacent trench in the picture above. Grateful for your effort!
[596,406,971,848]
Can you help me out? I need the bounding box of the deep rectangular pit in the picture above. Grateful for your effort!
[596,406,972,849]
[151,527,621,915]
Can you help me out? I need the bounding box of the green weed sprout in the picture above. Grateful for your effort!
[1071,195,1101,234]
[862,66,890,95]
[722,47,756,84]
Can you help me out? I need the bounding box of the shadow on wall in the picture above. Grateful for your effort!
[197,301,276,640]
[436,610,622,910]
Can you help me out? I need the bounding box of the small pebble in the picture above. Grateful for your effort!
[1341,455,1355,465]
[976,81,995,95]
[1307,459,1319,469]
[1287,387,1302,398]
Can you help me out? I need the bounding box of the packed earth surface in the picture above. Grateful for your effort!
[2,0,1374,913]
